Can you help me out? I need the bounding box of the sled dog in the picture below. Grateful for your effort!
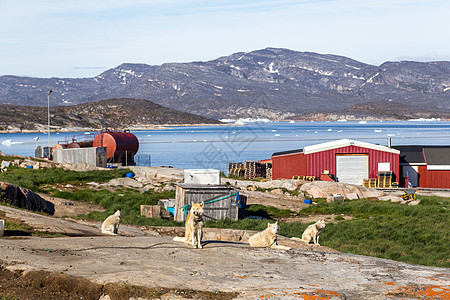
[248,221,291,250]
[101,210,121,235]
[291,219,326,245]
[173,202,204,248]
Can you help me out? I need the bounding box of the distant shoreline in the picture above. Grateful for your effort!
[0,123,229,134]
[1,118,449,134]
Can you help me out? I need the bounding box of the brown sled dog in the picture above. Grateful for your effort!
[173,202,204,248]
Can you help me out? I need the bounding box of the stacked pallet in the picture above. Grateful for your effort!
[264,162,272,179]
[378,171,393,188]
[244,161,266,179]
[363,178,378,188]
[228,161,272,179]
[228,162,245,177]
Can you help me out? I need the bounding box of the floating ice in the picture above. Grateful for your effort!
[1,139,23,146]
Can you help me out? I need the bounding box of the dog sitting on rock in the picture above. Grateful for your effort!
[101,210,121,235]
[248,221,291,250]
[291,219,326,246]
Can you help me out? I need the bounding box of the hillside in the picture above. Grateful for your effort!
[0,98,220,132]
[1,48,450,120]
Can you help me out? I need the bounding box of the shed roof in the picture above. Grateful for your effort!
[392,146,426,164]
[423,147,450,170]
[272,148,303,157]
[176,183,233,190]
[392,145,450,168]
[303,139,400,155]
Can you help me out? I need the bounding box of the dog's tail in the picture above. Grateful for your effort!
[290,237,306,243]
[173,236,187,243]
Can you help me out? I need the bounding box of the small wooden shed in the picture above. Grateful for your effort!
[174,184,246,222]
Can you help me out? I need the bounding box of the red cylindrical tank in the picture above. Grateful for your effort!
[52,144,66,150]
[93,131,139,162]
[66,141,94,148]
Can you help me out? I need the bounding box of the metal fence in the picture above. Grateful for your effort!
[134,153,152,167]
[106,152,151,167]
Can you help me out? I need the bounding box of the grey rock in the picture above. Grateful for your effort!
[0,182,55,215]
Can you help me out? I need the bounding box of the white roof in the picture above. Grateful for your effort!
[303,139,400,155]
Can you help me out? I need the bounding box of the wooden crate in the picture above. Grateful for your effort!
[140,205,161,218]
[368,179,378,188]
[378,171,393,188]
[174,184,246,222]
[362,179,370,187]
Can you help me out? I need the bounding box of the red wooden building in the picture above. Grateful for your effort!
[393,146,450,188]
[272,139,400,185]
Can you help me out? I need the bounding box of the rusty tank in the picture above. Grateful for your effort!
[66,141,94,148]
[93,130,139,165]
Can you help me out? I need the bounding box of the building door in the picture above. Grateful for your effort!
[402,165,418,187]
[336,154,369,185]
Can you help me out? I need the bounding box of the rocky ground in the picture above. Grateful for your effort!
[1,203,449,300]
[0,164,449,299]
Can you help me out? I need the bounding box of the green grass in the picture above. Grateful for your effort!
[246,204,293,218]
[0,296,18,300]
[0,166,131,192]
[290,196,449,267]
[52,189,182,227]
[255,187,301,197]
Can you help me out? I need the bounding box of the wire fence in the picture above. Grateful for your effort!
[105,152,151,167]
[134,153,152,167]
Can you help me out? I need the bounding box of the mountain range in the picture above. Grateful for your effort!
[0,98,219,132]
[1,48,449,120]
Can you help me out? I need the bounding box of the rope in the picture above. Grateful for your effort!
[182,192,239,219]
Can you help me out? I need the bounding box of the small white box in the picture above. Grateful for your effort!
[184,169,221,185]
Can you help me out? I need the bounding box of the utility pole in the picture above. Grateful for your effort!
[47,90,52,152]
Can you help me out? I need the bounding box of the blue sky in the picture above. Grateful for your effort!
[1,0,449,78]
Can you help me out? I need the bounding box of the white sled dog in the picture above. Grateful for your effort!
[248,221,291,250]
[101,210,121,235]
[291,219,326,245]
[173,202,204,248]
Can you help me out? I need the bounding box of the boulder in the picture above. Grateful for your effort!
[269,188,284,195]
[300,181,383,199]
[106,177,144,188]
[0,182,55,215]
[232,179,303,191]
[162,184,176,191]
[379,195,403,203]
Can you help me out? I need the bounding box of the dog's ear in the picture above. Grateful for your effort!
[200,201,204,207]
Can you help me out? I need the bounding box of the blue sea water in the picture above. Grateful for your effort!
[1,121,449,172]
